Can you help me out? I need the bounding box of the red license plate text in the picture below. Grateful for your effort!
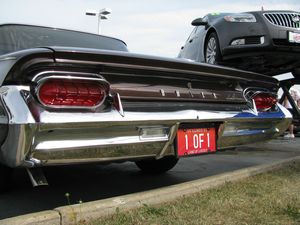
[177,127,216,157]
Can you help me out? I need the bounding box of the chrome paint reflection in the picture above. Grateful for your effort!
[0,86,35,124]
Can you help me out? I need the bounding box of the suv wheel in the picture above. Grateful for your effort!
[205,32,221,64]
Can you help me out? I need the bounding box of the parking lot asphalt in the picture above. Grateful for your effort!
[0,137,300,220]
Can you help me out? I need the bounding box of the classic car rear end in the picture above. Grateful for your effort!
[0,24,291,190]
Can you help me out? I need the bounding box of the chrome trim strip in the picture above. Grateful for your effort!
[113,93,124,117]
[32,70,105,82]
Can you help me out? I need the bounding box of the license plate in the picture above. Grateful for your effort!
[288,31,300,43]
[177,127,216,157]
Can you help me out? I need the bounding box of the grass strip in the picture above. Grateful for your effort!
[90,162,300,225]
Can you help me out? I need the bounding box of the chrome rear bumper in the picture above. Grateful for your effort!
[0,86,292,167]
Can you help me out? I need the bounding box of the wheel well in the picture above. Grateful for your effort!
[204,28,223,63]
[204,28,217,55]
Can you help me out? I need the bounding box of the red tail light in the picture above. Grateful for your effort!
[253,93,277,111]
[37,78,109,108]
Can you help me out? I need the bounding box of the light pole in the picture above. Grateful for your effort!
[86,8,112,34]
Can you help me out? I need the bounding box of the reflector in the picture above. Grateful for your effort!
[38,78,108,107]
[253,93,277,111]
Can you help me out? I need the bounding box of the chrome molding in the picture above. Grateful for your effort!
[113,92,124,117]
[32,70,105,82]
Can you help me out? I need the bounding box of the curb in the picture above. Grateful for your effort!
[0,210,60,225]
[1,155,300,225]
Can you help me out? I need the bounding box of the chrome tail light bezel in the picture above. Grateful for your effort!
[244,88,278,112]
[32,71,110,110]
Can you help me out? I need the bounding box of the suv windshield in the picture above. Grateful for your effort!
[0,24,128,55]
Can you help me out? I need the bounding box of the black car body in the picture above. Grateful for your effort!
[178,10,300,76]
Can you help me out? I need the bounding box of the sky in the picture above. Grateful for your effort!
[1,0,300,57]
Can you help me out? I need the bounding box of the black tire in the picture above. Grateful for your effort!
[135,156,179,174]
[204,32,221,65]
[0,163,13,192]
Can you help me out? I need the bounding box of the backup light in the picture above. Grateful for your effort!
[37,78,109,108]
[139,127,169,140]
[253,93,277,111]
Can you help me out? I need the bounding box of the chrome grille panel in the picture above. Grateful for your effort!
[264,12,300,28]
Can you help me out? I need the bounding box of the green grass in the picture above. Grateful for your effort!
[90,162,300,225]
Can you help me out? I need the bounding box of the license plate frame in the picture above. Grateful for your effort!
[288,31,300,43]
[176,126,216,157]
